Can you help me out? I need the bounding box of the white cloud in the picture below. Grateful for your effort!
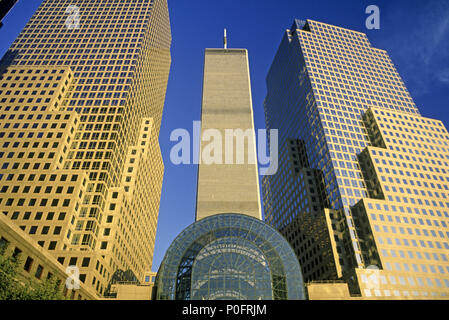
[379,1,449,96]
[437,68,449,84]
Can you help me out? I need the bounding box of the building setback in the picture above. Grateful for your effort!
[0,0,171,298]
[263,19,449,299]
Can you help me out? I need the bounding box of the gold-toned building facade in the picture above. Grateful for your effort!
[263,19,449,299]
[196,48,261,221]
[0,0,171,298]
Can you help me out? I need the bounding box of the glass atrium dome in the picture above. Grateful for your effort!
[154,213,305,300]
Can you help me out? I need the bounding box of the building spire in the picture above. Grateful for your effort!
[224,28,227,49]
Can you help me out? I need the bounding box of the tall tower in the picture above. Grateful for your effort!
[154,38,304,301]
[0,0,171,298]
[196,47,261,221]
[263,19,449,299]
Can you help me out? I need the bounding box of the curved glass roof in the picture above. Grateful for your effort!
[154,213,305,300]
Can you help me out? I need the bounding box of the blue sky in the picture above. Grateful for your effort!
[1,0,448,272]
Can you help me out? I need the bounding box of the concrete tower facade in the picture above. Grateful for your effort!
[196,48,261,221]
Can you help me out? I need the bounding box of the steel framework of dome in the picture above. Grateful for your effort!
[154,213,305,300]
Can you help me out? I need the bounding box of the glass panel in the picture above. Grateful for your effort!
[155,213,305,300]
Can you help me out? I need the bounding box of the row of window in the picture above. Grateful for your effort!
[0,237,86,299]
[3,210,66,221]
[2,198,72,207]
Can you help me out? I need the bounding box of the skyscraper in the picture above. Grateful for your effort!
[0,0,171,298]
[263,19,449,299]
[196,48,261,221]
[154,42,304,300]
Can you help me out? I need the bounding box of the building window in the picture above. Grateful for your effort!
[81,258,90,267]
[29,226,38,235]
[48,241,57,251]
[24,257,34,272]
[12,247,22,260]
[0,237,9,252]
[35,265,44,279]
[69,257,78,266]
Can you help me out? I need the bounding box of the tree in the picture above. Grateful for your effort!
[0,243,23,300]
[26,276,66,300]
[0,244,66,300]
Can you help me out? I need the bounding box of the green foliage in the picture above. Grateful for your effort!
[25,276,67,300]
[0,244,22,300]
[0,244,66,300]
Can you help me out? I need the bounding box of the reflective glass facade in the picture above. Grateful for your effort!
[154,214,305,300]
[263,19,449,298]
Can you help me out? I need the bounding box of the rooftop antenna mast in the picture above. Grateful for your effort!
[224,28,227,49]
